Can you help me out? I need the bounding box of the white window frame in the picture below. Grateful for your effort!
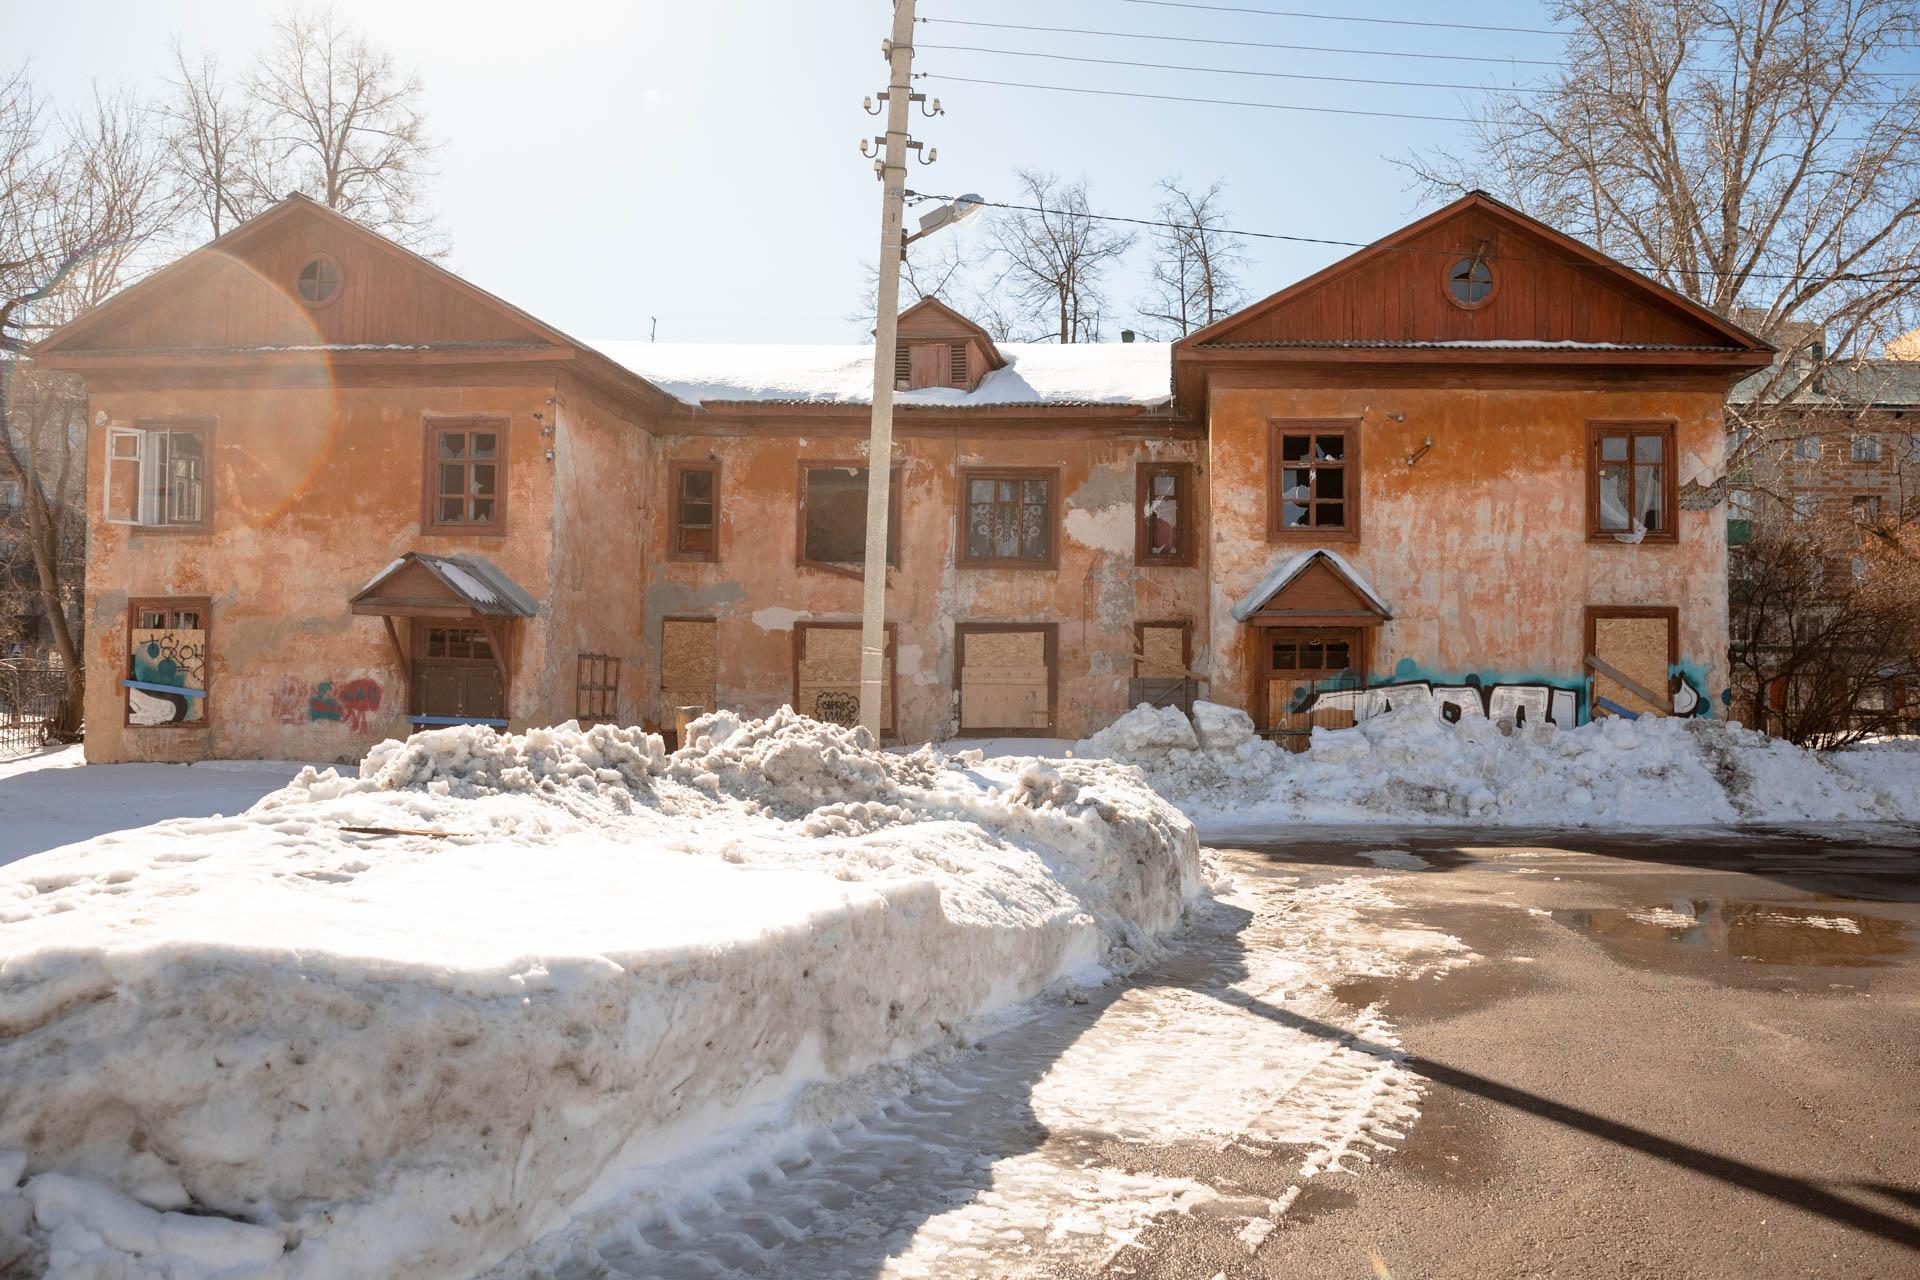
[104,424,206,528]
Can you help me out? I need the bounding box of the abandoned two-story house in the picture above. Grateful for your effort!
[34,191,1772,763]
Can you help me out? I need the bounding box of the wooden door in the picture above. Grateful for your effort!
[958,625,1055,734]
[1260,627,1363,751]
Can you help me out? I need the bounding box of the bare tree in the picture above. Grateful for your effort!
[1402,0,1920,466]
[159,43,275,239]
[986,170,1136,343]
[1138,177,1247,337]
[0,69,175,733]
[848,232,981,330]
[248,4,442,250]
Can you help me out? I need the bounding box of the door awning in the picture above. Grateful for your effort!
[350,553,538,619]
[1232,548,1392,625]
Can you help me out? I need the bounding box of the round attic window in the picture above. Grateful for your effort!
[297,256,341,306]
[1445,256,1494,308]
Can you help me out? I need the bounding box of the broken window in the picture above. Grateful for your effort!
[961,469,1054,565]
[671,462,718,560]
[577,653,620,722]
[426,627,492,659]
[126,597,209,727]
[1589,422,1675,540]
[1445,256,1494,307]
[1268,423,1357,539]
[1137,462,1192,564]
[427,420,507,532]
[799,464,897,570]
[104,422,209,529]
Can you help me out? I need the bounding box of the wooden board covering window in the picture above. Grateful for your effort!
[1587,606,1676,717]
[1258,625,1366,749]
[957,624,1056,734]
[126,597,210,728]
[1136,622,1190,677]
[908,343,951,390]
[660,618,717,720]
[794,622,894,732]
[1268,419,1360,543]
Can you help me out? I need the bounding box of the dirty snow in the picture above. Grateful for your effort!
[1079,698,1920,832]
[0,711,1199,1279]
[590,340,1174,408]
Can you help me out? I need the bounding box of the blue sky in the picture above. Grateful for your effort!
[1,2,1734,342]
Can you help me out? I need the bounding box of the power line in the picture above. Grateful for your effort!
[918,73,1480,124]
[1115,0,1566,37]
[919,42,1552,94]
[902,188,1920,286]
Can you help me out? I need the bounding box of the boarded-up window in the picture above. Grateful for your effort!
[660,618,717,720]
[1136,623,1189,677]
[794,622,894,732]
[104,422,209,529]
[957,624,1055,734]
[799,464,899,570]
[126,599,209,727]
[578,654,620,722]
[671,462,718,560]
[425,418,507,533]
[1586,607,1676,718]
[961,469,1054,566]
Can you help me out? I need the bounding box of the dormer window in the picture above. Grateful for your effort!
[897,341,970,391]
[890,297,1004,392]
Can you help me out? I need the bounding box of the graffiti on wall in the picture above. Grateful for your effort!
[127,628,207,726]
[272,676,384,732]
[1286,658,1712,728]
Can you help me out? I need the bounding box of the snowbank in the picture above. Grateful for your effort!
[0,711,1200,1279]
[1080,697,1920,831]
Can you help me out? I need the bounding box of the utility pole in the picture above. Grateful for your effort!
[856,0,921,738]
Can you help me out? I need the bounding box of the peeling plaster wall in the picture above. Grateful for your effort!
[550,373,652,726]
[82,377,562,763]
[646,429,1207,740]
[1205,382,1731,718]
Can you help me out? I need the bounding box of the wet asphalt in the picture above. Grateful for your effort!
[1107,823,1920,1280]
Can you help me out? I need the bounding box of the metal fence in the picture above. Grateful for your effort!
[0,660,63,759]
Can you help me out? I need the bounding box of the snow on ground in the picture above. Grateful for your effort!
[487,862,1473,1279]
[0,711,1199,1279]
[0,747,315,869]
[1078,698,1920,833]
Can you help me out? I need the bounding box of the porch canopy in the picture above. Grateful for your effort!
[1232,549,1392,626]
[350,553,536,724]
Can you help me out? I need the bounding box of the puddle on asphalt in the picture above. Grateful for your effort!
[1552,900,1909,967]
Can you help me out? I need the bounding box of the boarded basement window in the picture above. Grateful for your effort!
[660,618,717,721]
[1586,606,1676,718]
[1136,622,1190,677]
[794,622,894,732]
[577,653,620,722]
[956,624,1056,735]
[126,598,209,727]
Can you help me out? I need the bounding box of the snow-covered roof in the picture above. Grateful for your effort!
[355,553,538,617]
[588,340,1174,409]
[1230,549,1393,623]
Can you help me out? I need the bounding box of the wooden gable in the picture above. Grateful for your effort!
[40,197,554,356]
[1244,555,1390,626]
[894,296,1004,390]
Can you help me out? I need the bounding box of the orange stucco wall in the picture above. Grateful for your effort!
[646,429,1207,740]
[83,374,569,763]
[1205,381,1731,713]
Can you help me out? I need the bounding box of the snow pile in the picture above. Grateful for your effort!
[0,711,1199,1280]
[1080,697,1920,830]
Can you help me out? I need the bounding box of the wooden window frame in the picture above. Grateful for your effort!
[1135,461,1195,566]
[791,620,897,736]
[422,415,509,536]
[296,253,344,309]
[958,466,1061,569]
[1583,605,1678,716]
[1442,254,1498,311]
[577,653,621,723]
[1253,624,1371,735]
[1133,619,1193,675]
[954,621,1060,737]
[125,595,212,730]
[1586,420,1679,544]
[105,418,215,533]
[796,461,902,577]
[1267,419,1361,543]
[668,460,720,562]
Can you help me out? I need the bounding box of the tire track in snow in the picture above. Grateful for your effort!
[498,860,1472,1279]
